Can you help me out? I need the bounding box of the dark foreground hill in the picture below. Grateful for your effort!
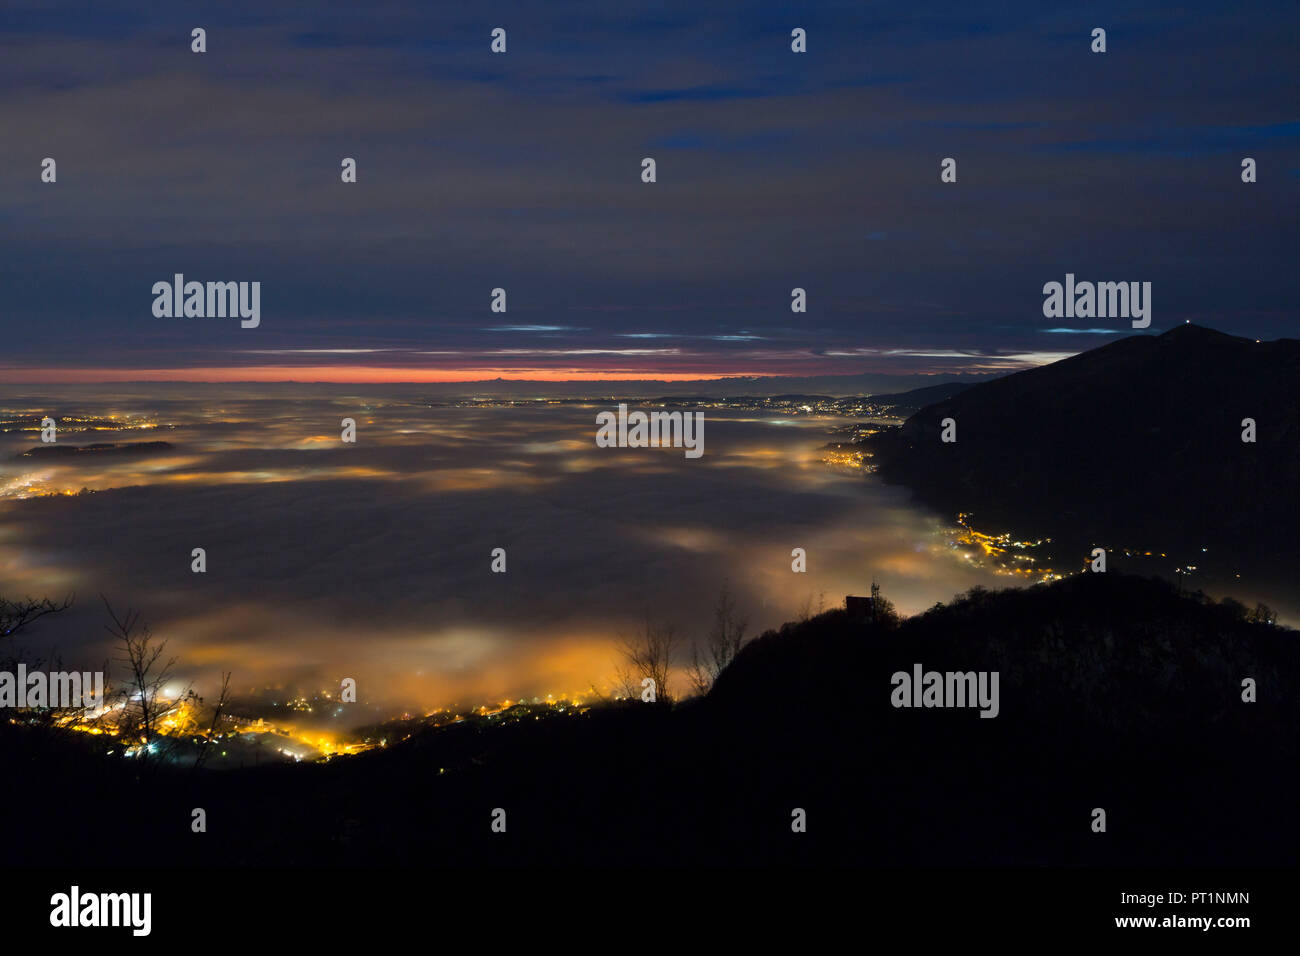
[867,324,1300,587]
[3,573,1295,867]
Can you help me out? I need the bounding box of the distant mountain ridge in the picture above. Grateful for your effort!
[15,441,174,460]
[867,324,1300,584]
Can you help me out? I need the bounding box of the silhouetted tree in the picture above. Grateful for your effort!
[687,584,749,695]
[1250,602,1278,626]
[616,617,679,703]
[1219,596,1248,621]
[870,591,901,629]
[192,670,233,772]
[103,596,196,765]
[796,590,826,622]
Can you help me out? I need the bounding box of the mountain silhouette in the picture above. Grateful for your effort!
[867,324,1300,586]
[865,381,971,410]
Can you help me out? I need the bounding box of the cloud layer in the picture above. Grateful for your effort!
[1,1,1296,380]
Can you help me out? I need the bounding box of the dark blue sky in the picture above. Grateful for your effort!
[1,0,1297,382]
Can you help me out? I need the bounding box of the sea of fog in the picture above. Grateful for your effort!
[0,390,1008,713]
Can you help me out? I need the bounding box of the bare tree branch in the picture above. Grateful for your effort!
[0,594,73,640]
[686,583,749,696]
[102,595,194,766]
[193,671,233,772]
[618,617,679,704]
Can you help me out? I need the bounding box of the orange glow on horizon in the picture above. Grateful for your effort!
[0,365,737,384]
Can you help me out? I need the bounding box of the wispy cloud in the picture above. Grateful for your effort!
[484,325,584,332]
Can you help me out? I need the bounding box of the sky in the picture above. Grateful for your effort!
[1,0,1297,384]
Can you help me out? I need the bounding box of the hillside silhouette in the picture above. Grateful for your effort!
[864,381,971,412]
[4,573,1295,867]
[867,324,1300,588]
